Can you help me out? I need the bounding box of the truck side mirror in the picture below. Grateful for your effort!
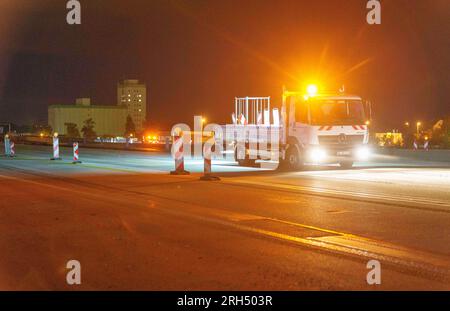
[365,100,373,121]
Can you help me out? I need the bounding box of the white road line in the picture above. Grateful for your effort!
[224,179,450,209]
[156,205,450,280]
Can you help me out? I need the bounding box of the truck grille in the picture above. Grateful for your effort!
[318,135,364,145]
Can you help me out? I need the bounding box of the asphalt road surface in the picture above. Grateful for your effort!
[0,144,449,290]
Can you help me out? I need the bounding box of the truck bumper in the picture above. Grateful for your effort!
[306,145,371,163]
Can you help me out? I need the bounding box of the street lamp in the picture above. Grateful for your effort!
[404,122,409,127]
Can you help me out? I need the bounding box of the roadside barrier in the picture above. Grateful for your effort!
[9,141,15,157]
[170,135,190,175]
[239,113,247,125]
[51,134,62,160]
[3,135,10,156]
[200,143,220,181]
[257,112,263,125]
[72,142,82,164]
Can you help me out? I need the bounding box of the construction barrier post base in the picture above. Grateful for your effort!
[72,160,82,164]
[200,174,221,181]
[50,157,62,161]
[170,170,190,175]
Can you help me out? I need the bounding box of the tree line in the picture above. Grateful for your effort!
[64,115,137,142]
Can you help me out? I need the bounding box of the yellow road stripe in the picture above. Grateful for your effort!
[159,206,450,280]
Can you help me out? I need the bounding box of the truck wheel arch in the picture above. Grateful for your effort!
[285,137,304,159]
[282,138,305,170]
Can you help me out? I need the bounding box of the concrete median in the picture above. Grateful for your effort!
[375,148,450,163]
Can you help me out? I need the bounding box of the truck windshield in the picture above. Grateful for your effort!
[310,100,366,125]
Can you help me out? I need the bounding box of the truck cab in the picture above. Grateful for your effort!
[282,89,372,169]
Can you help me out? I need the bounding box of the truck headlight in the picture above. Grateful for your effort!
[309,147,327,162]
[356,146,370,160]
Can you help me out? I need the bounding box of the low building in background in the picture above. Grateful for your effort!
[48,98,127,136]
[117,79,147,133]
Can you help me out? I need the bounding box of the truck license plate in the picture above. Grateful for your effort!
[337,151,350,156]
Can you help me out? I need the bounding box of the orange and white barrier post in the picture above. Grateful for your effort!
[200,143,220,181]
[3,134,10,156]
[239,113,247,125]
[257,112,263,125]
[72,142,82,164]
[170,135,190,175]
[9,141,15,157]
[51,133,62,160]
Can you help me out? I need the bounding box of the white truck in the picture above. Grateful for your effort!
[221,86,372,170]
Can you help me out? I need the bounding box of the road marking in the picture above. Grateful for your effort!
[158,205,450,281]
[304,169,450,186]
[309,235,450,269]
[223,179,450,211]
[0,173,71,191]
[2,163,449,281]
[0,157,167,174]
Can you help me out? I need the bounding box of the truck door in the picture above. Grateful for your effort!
[288,96,310,146]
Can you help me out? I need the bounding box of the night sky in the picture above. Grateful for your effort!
[0,0,448,130]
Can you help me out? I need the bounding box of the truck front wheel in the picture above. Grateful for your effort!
[284,146,304,170]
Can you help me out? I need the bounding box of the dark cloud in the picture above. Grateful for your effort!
[0,0,448,129]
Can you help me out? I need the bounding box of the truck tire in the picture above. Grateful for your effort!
[339,161,354,169]
[284,146,304,171]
